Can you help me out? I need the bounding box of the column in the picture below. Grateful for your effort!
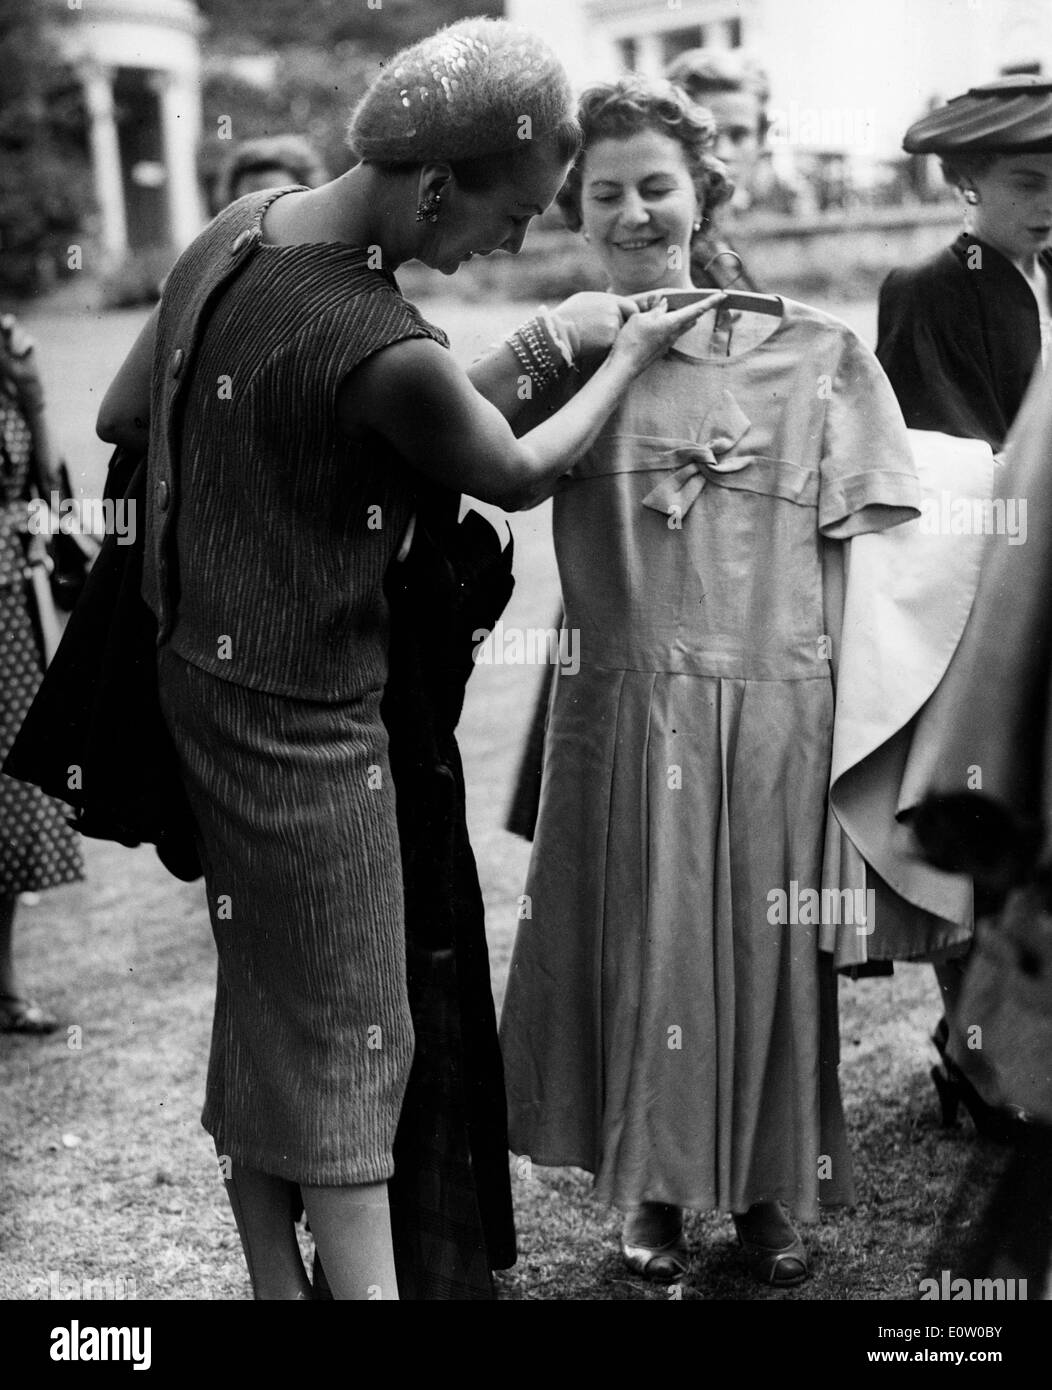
[149,71,205,251]
[80,64,128,262]
[635,31,666,77]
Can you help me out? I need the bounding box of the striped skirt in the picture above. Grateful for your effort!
[157,646,413,1185]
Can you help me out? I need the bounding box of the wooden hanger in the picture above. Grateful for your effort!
[632,287,785,318]
[642,248,785,316]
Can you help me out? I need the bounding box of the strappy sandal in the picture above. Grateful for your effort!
[0,994,59,1034]
[733,1206,808,1288]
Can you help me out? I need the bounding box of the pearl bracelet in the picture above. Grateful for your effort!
[505,313,566,393]
[537,305,576,370]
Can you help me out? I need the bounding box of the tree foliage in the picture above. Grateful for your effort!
[199,43,381,209]
[196,1,501,210]
[0,1,94,296]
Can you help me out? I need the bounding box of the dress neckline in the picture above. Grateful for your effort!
[666,297,790,364]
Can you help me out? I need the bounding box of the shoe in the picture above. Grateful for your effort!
[621,1204,689,1282]
[0,994,59,1034]
[621,1232,690,1282]
[930,1061,1028,1144]
[733,1204,808,1288]
[931,1021,1029,1143]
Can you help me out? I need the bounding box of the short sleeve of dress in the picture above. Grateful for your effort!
[818,326,921,539]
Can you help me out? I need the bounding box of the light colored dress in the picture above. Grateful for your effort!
[499,300,920,1220]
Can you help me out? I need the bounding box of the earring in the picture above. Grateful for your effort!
[693,220,703,232]
[416,190,442,223]
[963,189,979,206]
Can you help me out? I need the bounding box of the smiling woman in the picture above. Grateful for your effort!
[497,73,921,1296]
[557,77,733,298]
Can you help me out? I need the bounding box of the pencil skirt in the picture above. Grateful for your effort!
[158,646,414,1185]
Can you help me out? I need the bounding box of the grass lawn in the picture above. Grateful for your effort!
[0,289,1005,1300]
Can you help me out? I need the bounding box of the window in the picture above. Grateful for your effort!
[662,26,705,66]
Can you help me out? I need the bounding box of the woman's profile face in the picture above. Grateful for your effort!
[422,143,572,275]
[970,154,1052,260]
[695,89,763,187]
[579,129,700,295]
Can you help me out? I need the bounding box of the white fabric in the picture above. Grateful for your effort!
[821,429,995,967]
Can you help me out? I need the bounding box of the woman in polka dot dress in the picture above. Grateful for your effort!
[0,313,84,1033]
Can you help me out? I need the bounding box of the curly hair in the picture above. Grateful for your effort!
[556,77,734,235]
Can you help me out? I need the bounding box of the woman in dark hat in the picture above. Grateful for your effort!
[878,76,1052,448]
[95,17,718,1300]
[876,75,1052,1139]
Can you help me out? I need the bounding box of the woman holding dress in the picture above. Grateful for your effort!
[96,23,718,1300]
[504,64,768,843]
[498,76,921,1286]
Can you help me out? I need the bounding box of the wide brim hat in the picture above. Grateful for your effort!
[903,76,1052,155]
[348,17,574,164]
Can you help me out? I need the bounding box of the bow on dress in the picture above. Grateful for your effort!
[640,389,751,517]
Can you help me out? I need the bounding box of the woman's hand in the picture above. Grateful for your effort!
[607,291,725,377]
[24,529,52,572]
[548,292,639,359]
[0,314,45,412]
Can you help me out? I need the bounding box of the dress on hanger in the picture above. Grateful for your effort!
[499,300,919,1217]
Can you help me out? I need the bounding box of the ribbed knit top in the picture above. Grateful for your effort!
[146,189,448,701]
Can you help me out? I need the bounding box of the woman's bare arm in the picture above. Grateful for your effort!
[339,294,723,510]
[96,305,158,449]
[466,292,639,422]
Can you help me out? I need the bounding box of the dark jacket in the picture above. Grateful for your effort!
[877,232,1052,451]
[381,493,518,1298]
[2,446,202,880]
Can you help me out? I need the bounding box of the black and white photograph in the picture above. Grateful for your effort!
[1,0,1050,1351]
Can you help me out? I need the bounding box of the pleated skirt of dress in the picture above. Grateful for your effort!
[499,664,855,1221]
[157,647,414,1186]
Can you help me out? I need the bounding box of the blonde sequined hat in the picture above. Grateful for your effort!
[348,17,574,163]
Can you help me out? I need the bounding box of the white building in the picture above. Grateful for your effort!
[507,0,1052,162]
[44,0,206,263]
